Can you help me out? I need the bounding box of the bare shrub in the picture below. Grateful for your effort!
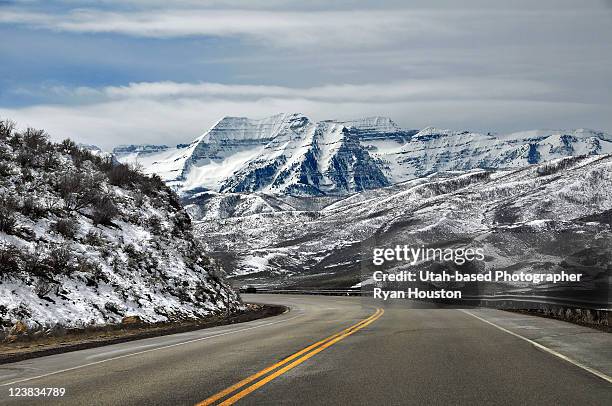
[55,171,102,211]
[92,195,118,226]
[51,218,79,239]
[133,191,145,207]
[72,148,100,168]
[141,174,166,196]
[58,139,103,168]
[0,142,13,177]
[20,196,46,218]
[47,245,73,275]
[0,161,12,177]
[42,151,59,170]
[0,245,21,275]
[22,250,49,278]
[83,229,106,246]
[34,279,55,298]
[16,148,36,168]
[148,215,163,235]
[172,211,192,236]
[76,258,105,284]
[22,128,49,151]
[0,119,16,140]
[0,195,17,233]
[20,166,34,182]
[107,163,139,187]
[13,128,52,168]
[59,139,78,154]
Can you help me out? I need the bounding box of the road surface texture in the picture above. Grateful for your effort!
[0,294,610,405]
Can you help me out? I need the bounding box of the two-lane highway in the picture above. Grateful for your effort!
[0,295,610,405]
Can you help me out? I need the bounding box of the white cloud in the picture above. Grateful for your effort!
[0,8,456,48]
[66,79,558,103]
[2,79,607,150]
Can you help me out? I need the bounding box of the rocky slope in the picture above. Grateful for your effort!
[0,119,242,336]
[115,114,612,197]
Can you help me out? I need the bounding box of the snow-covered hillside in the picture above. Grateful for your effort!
[114,113,612,197]
[0,120,242,333]
[191,154,612,292]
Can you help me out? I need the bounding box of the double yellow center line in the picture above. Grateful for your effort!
[197,308,384,405]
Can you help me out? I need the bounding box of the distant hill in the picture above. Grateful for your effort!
[190,154,612,294]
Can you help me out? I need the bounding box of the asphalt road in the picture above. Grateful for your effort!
[0,294,610,405]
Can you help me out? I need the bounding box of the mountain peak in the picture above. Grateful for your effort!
[200,113,312,143]
[572,128,612,141]
[414,126,456,138]
[341,116,400,133]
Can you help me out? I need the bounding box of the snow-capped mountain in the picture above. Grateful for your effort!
[381,127,612,182]
[190,154,612,295]
[113,144,169,155]
[114,114,612,197]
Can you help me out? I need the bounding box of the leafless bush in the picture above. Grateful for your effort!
[141,174,166,196]
[92,195,118,226]
[0,195,18,233]
[0,119,16,140]
[42,151,59,170]
[0,161,12,177]
[172,211,192,235]
[51,218,79,239]
[55,171,103,211]
[83,229,106,246]
[22,128,49,151]
[13,128,53,168]
[76,257,104,281]
[20,196,46,218]
[107,163,139,187]
[0,141,13,177]
[59,139,78,153]
[0,245,21,275]
[148,215,163,234]
[20,166,36,183]
[16,148,37,167]
[133,191,145,207]
[58,139,103,168]
[537,156,583,176]
[22,250,48,278]
[47,245,73,274]
[72,148,101,168]
[34,279,55,298]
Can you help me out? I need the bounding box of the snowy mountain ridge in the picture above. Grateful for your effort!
[113,113,612,196]
[189,154,612,289]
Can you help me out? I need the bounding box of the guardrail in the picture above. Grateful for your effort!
[252,289,361,296]
[247,289,610,310]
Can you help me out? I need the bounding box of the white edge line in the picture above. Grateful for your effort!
[460,309,612,384]
[1,313,303,387]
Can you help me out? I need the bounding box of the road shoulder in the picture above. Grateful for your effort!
[0,303,286,365]
[464,308,612,380]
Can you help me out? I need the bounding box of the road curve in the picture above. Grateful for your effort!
[0,294,610,405]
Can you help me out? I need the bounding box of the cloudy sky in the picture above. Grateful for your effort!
[1,0,611,149]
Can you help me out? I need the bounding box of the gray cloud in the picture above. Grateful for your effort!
[0,8,457,48]
[0,1,611,148]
